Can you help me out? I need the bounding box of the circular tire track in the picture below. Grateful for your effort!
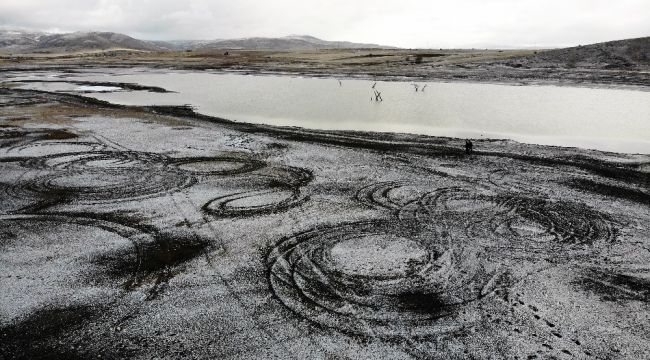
[12,168,196,205]
[392,187,619,256]
[22,150,170,170]
[355,181,454,217]
[487,168,546,194]
[5,149,194,209]
[0,128,79,154]
[203,165,313,218]
[203,188,307,217]
[398,187,504,221]
[267,220,502,339]
[5,141,107,157]
[170,156,265,176]
[355,181,407,211]
[0,181,52,214]
[472,197,619,247]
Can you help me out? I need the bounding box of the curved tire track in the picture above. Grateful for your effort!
[267,220,503,339]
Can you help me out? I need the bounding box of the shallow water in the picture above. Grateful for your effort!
[12,70,650,153]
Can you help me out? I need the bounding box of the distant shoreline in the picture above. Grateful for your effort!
[2,62,649,93]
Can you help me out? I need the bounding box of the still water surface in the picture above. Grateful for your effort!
[17,71,650,153]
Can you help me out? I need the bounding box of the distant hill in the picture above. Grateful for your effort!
[522,36,650,69]
[0,30,395,53]
[194,35,395,51]
[149,40,212,51]
[0,30,46,51]
[0,30,167,53]
[1,29,647,67]
[35,32,167,52]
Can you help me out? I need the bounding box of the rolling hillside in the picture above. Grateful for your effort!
[0,31,393,53]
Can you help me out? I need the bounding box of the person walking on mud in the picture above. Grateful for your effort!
[465,139,473,155]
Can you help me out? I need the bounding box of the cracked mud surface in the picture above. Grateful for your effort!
[0,86,649,359]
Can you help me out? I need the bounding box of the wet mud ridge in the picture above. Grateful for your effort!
[1,87,649,359]
[5,79,172,93]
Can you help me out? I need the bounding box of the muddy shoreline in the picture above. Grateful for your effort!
[3,63,650,93]
[2,47,649,91]
[5,79,171,93]
[1,78,649,359]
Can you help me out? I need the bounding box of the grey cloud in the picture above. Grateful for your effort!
[0,0,648,47]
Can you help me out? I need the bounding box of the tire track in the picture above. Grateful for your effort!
[266,220,504,340]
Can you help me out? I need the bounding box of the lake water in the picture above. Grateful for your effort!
[12,70,650,154]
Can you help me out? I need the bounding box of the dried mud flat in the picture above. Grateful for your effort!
[0,86,649,360]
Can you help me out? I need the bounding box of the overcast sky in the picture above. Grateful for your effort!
[1,0,648,48]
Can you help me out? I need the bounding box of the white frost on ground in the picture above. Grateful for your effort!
[0,88,649,359]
